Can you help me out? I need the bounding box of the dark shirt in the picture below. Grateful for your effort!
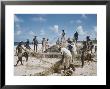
[74,32,78,38]
[68,44,73,53]
[25,41,30,49]
[67,40,72,44]
[33,38,38,45]
[25,41,29,46]
[86,36,91,42]
[62,32,65,37]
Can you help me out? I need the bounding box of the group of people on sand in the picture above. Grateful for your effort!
[80,36,97,68]
[32,36,49,52]
[55,30,78,75]
[15,36,49,66]
[55,29,97,75]
[15,29,97,76]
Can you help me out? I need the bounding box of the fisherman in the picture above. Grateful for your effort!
[61,30,65,40]
[22,39,30,62]
[74,31,79,43]
[86,36,91,46]
[67,38,73,53]
[67,41,75,64]
[61,29,66,43]
[42,38,46,52]
[45,39,49,52]
[15,41,25,66]
[80,41,87,67]
[89,41,94,53]
[25,39,30,49]
[33,36,38,52]
[59,45,75,73]
[82,41,87,52]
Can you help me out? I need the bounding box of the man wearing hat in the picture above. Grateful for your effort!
[33,36,38,52]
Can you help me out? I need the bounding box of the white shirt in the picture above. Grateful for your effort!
[61,47,72,57]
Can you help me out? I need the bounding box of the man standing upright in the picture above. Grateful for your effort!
[86,36,91,45]
[74,31,79,43]
[61,29,66,47]
[42,38,46,52]
[45,39,49,51]
[33,36,38,52]
[80,41,87,68]
[61,30,66,43]
[86,36,91,49]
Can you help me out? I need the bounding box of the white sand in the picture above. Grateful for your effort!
[14,43,97,76]
[14,56,61,76]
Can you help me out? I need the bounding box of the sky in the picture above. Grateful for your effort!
[14,14,97,43]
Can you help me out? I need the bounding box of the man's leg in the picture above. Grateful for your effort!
[81,52,84,67]
[76,38,77,43]
[15,53,22,66]
[15,58,20,66]
[81,54,84,68]
[62,56,66,71]
[91,49,92,53]
[19,57,23,65]
[36,45,37,52]
[65,57,70,69]
[26,53,28,62]
[42,46,44,52]
[71,51,74,62]
[64,65,66,71]
[61,55,64,64]
[34,44,35,51]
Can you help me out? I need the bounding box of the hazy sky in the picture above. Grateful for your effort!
[14,14,97,43]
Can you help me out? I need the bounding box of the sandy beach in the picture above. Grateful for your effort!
[14,43,97,76]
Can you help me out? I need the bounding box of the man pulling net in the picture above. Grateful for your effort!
[15,41,28,66]
[59,44,75,76]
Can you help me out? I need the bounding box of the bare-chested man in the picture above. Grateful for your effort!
[15,42,25,66]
